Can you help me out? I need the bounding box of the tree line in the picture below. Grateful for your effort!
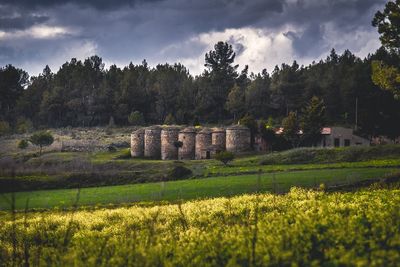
[0,42,399,140]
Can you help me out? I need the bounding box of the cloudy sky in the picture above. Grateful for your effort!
[0,0,386,76]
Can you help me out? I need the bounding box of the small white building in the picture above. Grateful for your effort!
[318,126,370,147]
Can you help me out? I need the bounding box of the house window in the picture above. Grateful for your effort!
[344,139,350,147]
[334,138,340,147]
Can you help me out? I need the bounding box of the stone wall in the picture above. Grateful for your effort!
[144,126,161,159]
[226,125,251,153]
[161,127,180,160]
[130,128,145,157]
[178,127,196,160]
[132,125,251,160]
[195,128,212,159]
[211,127,226,152]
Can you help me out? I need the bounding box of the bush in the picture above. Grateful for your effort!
[17,139,29,149]
[128,111,145,126]
[167,165,192,180]
[215,151,235,166]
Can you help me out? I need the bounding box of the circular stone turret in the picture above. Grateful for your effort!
[144,126,161,159]
[195,127,212,159]
[226,125,251,153]
[178,127,196,160]
[161,126,180,160]
[212,127,226,152]
[131,128,145,157]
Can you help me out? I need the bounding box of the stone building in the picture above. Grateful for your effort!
[178,127,196,160]
[132,124,252,160]
[144,126,161,159]
[195,127,212,159]
[161,126,180,160]
[130,128,145,157]
[226,125,251,153]
[211,127,226,152]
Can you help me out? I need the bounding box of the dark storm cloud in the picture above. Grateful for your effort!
[0,0,388,75]
[0,15,49,30]
[0,0,162,10]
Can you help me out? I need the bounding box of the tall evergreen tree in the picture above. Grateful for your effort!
[203,41,239,121]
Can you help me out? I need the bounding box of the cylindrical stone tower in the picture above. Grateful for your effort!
[212,127,226,152]
[144,126,161,159]
[161,126,180,160]
[226,125,251,153]
[195,127,212,160]
[130,128,145,157]
[178,127,196,160]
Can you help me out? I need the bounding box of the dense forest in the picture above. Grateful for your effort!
[0,42,400,139]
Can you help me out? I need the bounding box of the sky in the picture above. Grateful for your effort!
[0,0,387,77]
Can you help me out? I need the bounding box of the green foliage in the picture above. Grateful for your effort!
[164,113,176,125]
[1,42,400,139]
[0,120,11,136]
[204,41,239,121]
[258,119,276,150]
[16,117,33,133]
[371,60,400,99]
[225,84,245,120]
[281,112,300,148]
[238,114,257,134]
[372,1,400,100]
[215,151,235,166]
[372,0,400,51]
[245,70,271,118]
[128,110,145,125]
[29,131,54,155]
[300,96,326,146]
[239,114,258,148]
[1,188,400,266]
[0,65,29,121]
[17,139,29,149]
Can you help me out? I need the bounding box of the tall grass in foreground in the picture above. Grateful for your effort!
[0,185,399,266]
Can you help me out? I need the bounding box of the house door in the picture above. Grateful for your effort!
[206,151,210,159]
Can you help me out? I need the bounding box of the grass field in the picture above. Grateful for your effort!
[1,187,399,266]
[1,167,397,210]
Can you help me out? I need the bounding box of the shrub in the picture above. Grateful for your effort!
[0,120,11,136]
[29,131,54,155]
[128,111,145,126]
[215,151,235,166]
[17,139,29,149]
[167,165,192,180]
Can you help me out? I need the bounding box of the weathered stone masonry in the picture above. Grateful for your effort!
[131,125,250,160]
